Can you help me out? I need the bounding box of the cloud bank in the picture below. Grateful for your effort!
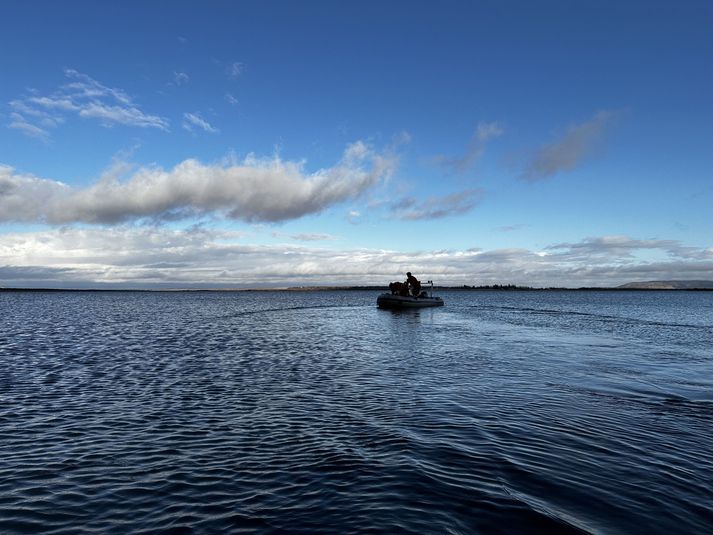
[0,228,710,288]
[0,142,394,224]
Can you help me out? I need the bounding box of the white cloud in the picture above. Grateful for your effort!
[27,96,77,110]
[0,165,70,221]
[347,210,361,224]
[8,114,50,141]
[343,140,369,161]
[79,102,168,129]
[173,71,190,85]
[522,110,617,181]
[225,93,238,106]
[0,141,395,225]
[7,69,169,138]
[64,68,133,104]
[182,112,218,133]
[1,228,710,288]
[226,62,244,79]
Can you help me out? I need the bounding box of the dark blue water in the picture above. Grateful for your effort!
[1,290,711,534]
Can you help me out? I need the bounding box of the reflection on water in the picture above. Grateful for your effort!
[0,290,711,534]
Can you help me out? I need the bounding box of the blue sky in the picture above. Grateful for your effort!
[1,0,712,287]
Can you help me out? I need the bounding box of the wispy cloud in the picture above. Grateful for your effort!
[347,210,361,224]
[272,232,337,242]
[390,189,483,220]
[435,122,503,173]
[494,224,529,232]
[7,69,169,138]
[522,110,617,181]
[182,112,218,133]
[391,130,412,147]
[78,103,167,128]
[8,113,51,141]
[226,62,244,79]
[546,235,704,261]
[173,71,189,85]
[225,93,238,106]
[0,141,395,225]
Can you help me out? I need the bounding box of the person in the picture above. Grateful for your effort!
[405,272,421,297]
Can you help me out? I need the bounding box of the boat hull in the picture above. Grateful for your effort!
[376,293,444,309]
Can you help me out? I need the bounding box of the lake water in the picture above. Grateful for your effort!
[1,290,711,534]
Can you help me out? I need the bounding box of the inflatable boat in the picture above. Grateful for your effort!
[376,293,444,309]
[377,281,444,309]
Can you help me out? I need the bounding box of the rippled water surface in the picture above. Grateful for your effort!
[1,290,712,534]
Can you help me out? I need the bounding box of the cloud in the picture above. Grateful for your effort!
[1,228,710,288]
[391,130,412,147]
[0,165,70,221]
[522,110,617,181]
[272,232,337,242]
[8,114,50,141]
[0,142,395,225]
[226,62,244,79]
[7,69,169,138]
[78,102,168,128]
[173,71,189,85]
[546,235,706,262]
[225,93,238,106]
[7,100,65,140]
[435,122,503,173]
[347,210,361,224]
[390,189,483,220]
[0,265,78,283]
[182,112,218,133]
[494,224,528,232]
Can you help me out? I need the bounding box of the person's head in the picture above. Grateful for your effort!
[406,272,412,277]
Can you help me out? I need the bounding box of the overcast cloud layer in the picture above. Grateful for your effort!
[1,228,711,288]
[0,141,394,224]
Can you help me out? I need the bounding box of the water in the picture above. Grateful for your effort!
[1,290,711,534]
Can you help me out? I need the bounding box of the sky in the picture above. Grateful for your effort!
[1,0,712,288]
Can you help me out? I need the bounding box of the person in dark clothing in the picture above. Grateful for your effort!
[405,272,421,297]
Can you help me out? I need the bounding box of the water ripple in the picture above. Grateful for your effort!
[1,290,711,533]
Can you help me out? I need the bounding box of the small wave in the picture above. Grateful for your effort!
[500,483,595,534]
[468,303,710,330]
[1,290,712,533]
